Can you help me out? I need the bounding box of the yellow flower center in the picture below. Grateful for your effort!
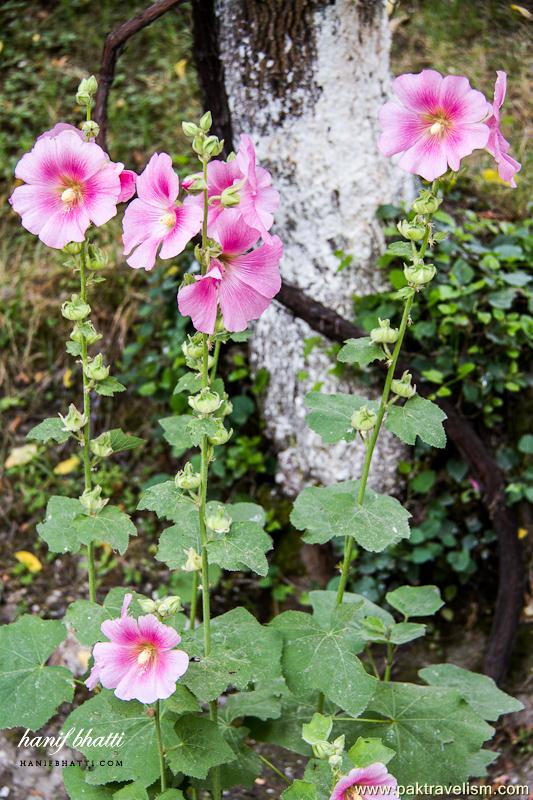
[137,645,155,667]
[345,789,362,800]
[60,182,83,207]
[429,121,444,136]
[426,110,452,138]
[160,211,176,229]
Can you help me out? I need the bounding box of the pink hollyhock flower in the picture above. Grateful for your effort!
[184,134,279,241]
[9,129,123,249]
[122,152,203,270]
[330,763,399,800]
[85,593,189,704]
[379,69,491,181]
[177,210,282,333]
[486,71,521,187]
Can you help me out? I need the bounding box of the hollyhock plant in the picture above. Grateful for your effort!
[86,593,189,704]
[378,69,491,181]
[122,152,203,270]
[9,129,125,249]
[177,210,282,333]
[486,71,521,187]
[330,764,399,800]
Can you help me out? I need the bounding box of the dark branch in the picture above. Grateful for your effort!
[278,280,524,683]
[94,0,186,150]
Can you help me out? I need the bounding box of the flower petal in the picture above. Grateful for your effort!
[213,209,261,255]
[393,69,443,113]
[177,272,219,334]
[137,614,181,650]
[136,152,180,206]
[228,235,283,298]
[159,203,203,259]
[218,268,274,332]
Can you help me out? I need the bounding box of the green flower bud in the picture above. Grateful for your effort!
[205,504,232,534]
[84,353,110,382]
[184,173,207,192]
[157,595,182,617]
[331,735,345,756]
[192,134,205,155]
[328,754,343,769]
[220,184,241,208]
[183,547,203,572]
[137,597,158,614]
[312,741,333,760]
[182,121,200,139]
[61,294,91,321]
[71,321,102,346]
[391,370,417,399]
[208,422,233,446]
[87,244,108,271]
[404,261,436,287]
[370,318,399,344]
[90,431,113,458]
[351,405,377,432]
[175,462,202,491]
[63,242,83,255]
[199,111,212,133]
[397,219,426,242]
[412,191,441,215]
[204,135,223,157]
[81,120,100,140]
[59,403,87,433]
[189,388,222,416]
[80,484,108,516]
[181,335,204,361]
[76,76,98,107]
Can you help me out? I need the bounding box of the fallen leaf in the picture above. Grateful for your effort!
[15,551,43,574]
[174,58,187,78]
[5,444,38,468]
[63,368,74,388]
[510,4,533,20]
[517,527,528,539]
[53,455,80,475]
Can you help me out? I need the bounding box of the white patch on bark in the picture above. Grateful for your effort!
[216,0,412,495]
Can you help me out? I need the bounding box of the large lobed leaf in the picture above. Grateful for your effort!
[38,496,136,555]
[304,393,376,444]
[386,396,447,448]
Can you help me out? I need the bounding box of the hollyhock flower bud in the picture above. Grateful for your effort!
[404,261,436,286]
[189,388,223,416]
[61,294,91,321]
[80,485,108,516]
[87,244,108,271]
[220,184,241,208]
[182,121,200,139]
[208,422,233,446]
[84,353,110,382]
[205,504,232,534]
[90,431,113,458]
[182,173,207,193]
[183,547,203,572]
[85,593,189,704]
[71,321,102,346]
[199,111,212,133]
[138,597,158,614]
[351,406,377,433]
[59,403,87,433]
[76,75,98,106]
[329,754,343,770]
[181,336,205,361]
[63,242,83,255]
[370,318,399,345]
[330,763,399,800]
[397,219,426,241]
[157,595,182,618]
[412,191,441,215]
[391,370,417,399]
[175,462,202,491]
[81,120,100,140]
[313,741,333,760]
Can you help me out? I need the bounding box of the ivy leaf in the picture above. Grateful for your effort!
[386,396,447,448]
[137,480,192,522]
[94,376,126,397]
[62,691,179,786]
[291,480,411,552]
[74,505,136,554]
[92,429,145,455]
[348,737,395,768]
[282,782,317,800]
[337,338,385,368]
[304,393,377,444]
[63,766,114,799]
[182,608,283,702]
[27,417,70,444]
[419,664,523,721]
[0,616,74,730]
[38,497,136,554]
[165,715,235,779]
[386,585,444,618]
[271,609,377,717]
[339,682,494,785]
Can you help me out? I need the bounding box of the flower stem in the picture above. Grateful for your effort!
[79,241,96,602]
[336,291,414,606]
[384,642,395,682]
[258,754,291,784]
[189,569,199,630]
[154,700,167,793]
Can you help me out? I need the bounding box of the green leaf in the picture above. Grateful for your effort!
[138,480,193,522]
[27,417,70,444]
[113,783,149,800]
[157,792,186,800]
[224,682,286,722]
[282,782,317,800]
[386,585,444,618]
[302,713,333,745]
[173,372,202,395]
[182,608,283,702]
[38,497,136,554]
[94,376,126,396]
[164,685,200,716]
[271,609,377,716]
[339,682,493,785]
[0,616,73,730]
[159,415,219,450]
[348,737,395,768]
[386,396,447,448]
[291,480,411,552]
[309,590,394,632]
[250,693,316,755]
[386,241,412,258]
[63,766,114,799]
[218,722,262,789]
[337,338,385,368]
[388,622,426,645]
[518,433,533,454]
[92,429,145,455]
[186,416,220,446]
[65,600,110,646]
[419,664,523,721]
[304,393,377,444]
[62,691,179,786]
[207,516,272,576]
[165,715,235,779]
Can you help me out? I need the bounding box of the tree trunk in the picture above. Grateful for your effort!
[193,0,410,494]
